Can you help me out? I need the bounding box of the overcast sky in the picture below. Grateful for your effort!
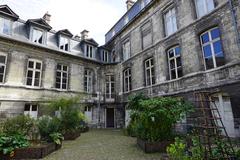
[1,0,127,45]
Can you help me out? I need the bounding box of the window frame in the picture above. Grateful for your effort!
[84,69,93,93]
[24,104,38,119]
[164,7,178,37]
[55,63,69,90]
[0,53,7,84]
[59,36,70,51]
[31,28,45,45]
[194,0,215,18]
[0,17,12,35]
[200,27,224,70]
[105,75,115,99]
[167,46,183,80]
[122,40,131,61]
[141,21,153,50]
[144,57,155,86]
[123,68,132,93]
[86,44,95,59]
[26,59,42,87]
[102,50,109,62]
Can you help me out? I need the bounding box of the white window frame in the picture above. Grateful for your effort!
[55,64,68,90]
[123,68,131,92]
[84,69,93,93]
[24,104,38,119]
[122,40,131,61]
[102,50,109,62]
[195,0,215,18]
[164,7,177,36]
[141,21,152,49]
[167,46,182,80]
[0,53,7,83]
[145,58,155,86]
[105,75,115,99]
[0,18,12,35]
[26,59,42,87]
[200,27,223,70]
[86,45,95,59]
[59,36,70,51]
[32,28,45,44]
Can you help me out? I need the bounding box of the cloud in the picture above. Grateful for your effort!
[1,0,126,45]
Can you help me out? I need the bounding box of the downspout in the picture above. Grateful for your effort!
[229,0,240,49]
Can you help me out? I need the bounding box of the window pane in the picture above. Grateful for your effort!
[0,66,5,74]
[62,78,67,83]
[203,45,212,58]
[213,41,223,55]
[175,47,181,56]
[63,73,67,78]
[168,49,174,58]
[27,78,32,85]
[34,79,39,86]
[0,75,3,82]
[171,70,176,79]
[36,63,41,70]
[56,83,60,89]
[62,84,67,89]
[206,0,215,13]
[32,105,38,111]
[56,72,61,77]
[28,61,34,68]
[63,66,68,71]
[205,56,214,70]
[0,56,6,64]
[27,70,33,78]
[211,28,220,40]
[57,64,61,70]
[201,33,209,44]
[177,68,183,78]
[56,77,61,83]
[170,59,175,69]
[24,104,30,111]
[176,57,181,67]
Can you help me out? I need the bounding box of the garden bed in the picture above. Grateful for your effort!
[137,138,172,153]
[0,142,61,160]
[64,131,81,140]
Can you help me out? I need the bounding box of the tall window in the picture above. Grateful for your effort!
[123,68,132,92]
[0,18,11,35]
[26,59,42,87]
[55,64,68,90]
[168,46,183,80]
[86,45,94,58]
[24,104,38,119]
[200,27,224,70]
[59,37,69,51]
[0,54,7,83]
[102,50,109,62]
[84,69,93,93]
[105,75,115,99]
[195,0,215,18]
[145,58,155,86]
[164,8,177,36]
[141,22,152,49]
[32,29,44,44]
[123,40,130,61]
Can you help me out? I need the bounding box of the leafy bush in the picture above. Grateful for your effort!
[49,132,64,145]
[167,137,189,160]
[0,133,29,155]
[128,94,193,142]
[2,115,35,136]
[37,116,61,141]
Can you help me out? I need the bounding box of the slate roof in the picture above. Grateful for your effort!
[0,5,19,20]
[27,18,52,31]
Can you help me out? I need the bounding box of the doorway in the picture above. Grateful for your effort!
[106,108,115,128]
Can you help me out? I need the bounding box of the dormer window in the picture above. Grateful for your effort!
[32,29,44,44]
[102,50,109,62]
[59,36,70,51]
[0,18,12,35]
[86,45,94,58]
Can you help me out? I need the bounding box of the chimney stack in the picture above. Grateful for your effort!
[126,0,135,10]
[81,30,89,40]
[43,11,51,24]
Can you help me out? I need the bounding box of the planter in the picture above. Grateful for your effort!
[0,142,61,160]
[63,131,81,140]
[137,138,172,153]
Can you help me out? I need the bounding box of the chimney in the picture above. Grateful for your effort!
[43,11,51,24]
[81,30,89,40]
[126,0,135,10]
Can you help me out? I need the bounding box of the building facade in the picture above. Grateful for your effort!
[0,0,240,137]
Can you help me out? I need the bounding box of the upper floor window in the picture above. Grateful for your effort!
[200,27,224,70]
[0,18,11,35]
[84,69,93,93]
[145,58,155,86]
[122,40,130,61]
[141,21,152,49]
[59,36,70,51]
[102,50,109,62]
[167,46,183,80]
[105,75,115,99]
[164,8,177,36]
[195,0,215,18]
[0,54,7,83]
[86,45,94,59]
[26,59,42,87]
[112,50,116,62]
[123,68,132,92]
[32,29,44,44]
[55,64,68,90]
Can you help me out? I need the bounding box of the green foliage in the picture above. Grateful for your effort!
[189,136,204,160]
[126,119,138,137]
[236,148,240,159]
[49,132,64,145]
[167,137,189,160]
[128,94,193,142]
[0,133,29,155]
[2,115,35,136]
[37,116,61,141]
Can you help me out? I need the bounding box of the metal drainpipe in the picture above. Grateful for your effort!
[229,0,240,49]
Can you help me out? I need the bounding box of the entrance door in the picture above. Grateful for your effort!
[106,108,114,128]
[84,106,92,123]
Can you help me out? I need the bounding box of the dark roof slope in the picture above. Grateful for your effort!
[0,5,19,20]
[27,18,52,31]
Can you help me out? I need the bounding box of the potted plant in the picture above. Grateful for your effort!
[128,94,193,153]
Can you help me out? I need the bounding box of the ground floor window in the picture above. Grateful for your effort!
[84,106,92,122]
[24,104,38,118]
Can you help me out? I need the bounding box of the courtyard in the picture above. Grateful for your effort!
[43,129,165,160]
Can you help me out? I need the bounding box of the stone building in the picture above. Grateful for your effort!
[0,0,240,137]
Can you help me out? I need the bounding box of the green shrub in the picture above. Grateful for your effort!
[37,116,61,141]
[49,132,64,145]
[167,137,189,160]
[0,133,29,155]
[2,115,35,136]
